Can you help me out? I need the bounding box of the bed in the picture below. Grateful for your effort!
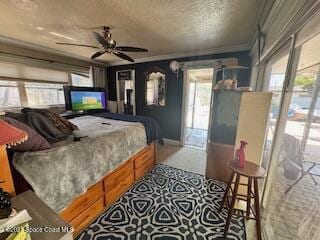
[10,114,159,235]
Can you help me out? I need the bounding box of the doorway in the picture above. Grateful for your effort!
[183,68,213,149]
[116,70,136,115]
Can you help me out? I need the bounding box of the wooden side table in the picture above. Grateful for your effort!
[219,161,266,240]
[11,190,73,240]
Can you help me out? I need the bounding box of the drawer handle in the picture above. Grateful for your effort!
[71,198,88,212]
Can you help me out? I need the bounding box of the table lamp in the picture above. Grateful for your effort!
[0,119,28,196]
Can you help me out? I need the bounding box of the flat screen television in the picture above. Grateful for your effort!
[64,86,107,111]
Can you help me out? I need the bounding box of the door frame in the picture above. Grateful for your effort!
[116,69,136,115]
[206,69,218,144]
[180,69,189,146]
[260,36,298,206]
[180,68,217,147]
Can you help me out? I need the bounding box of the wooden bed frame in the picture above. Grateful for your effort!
[5,142,156,236]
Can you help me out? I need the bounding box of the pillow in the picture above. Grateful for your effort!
[4,112,25,122]
[1,117,51,152]
[23,112,68,143]
[22,108,78,134]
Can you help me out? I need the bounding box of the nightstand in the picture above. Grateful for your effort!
[11,190,73,240]
[0,145,15,196]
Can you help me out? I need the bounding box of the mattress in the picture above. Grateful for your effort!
[13,116,147,212]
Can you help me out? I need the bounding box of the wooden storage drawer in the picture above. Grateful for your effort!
[104,160,133,190]
[134,144,154,169]
[60,182,103,222]
[70,197,104,236]
[135,159,153,180]
[105,173,134,206]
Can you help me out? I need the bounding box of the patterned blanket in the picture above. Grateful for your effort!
[13,116,147,212]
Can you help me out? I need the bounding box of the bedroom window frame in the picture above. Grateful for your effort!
[24,81,65,107]
[0,78,68,110]
[0,59,92,110]
[0,76,69,110]
[0,80,22,109]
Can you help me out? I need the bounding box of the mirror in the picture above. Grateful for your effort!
[116,70,135,114]
[145,67,166,106]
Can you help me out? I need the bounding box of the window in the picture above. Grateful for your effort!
[0,61,92,109]
[25,82,65,107]
[0,81,65,109]
[261,32,320,240]
[71,73,92,87]
[0,80,21,108]
[261,50,290,171]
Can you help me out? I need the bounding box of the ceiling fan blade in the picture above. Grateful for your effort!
[91,50,106,59]
[115,46,148,52]
[56,42,99,49]
[113,51,134,62]
[93,32,108,46]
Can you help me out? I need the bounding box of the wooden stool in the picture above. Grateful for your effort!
[219,161,265,240]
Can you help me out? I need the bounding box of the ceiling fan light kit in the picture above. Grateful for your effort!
[56,26,148,62]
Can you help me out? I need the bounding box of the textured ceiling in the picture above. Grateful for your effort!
[0,0,262,64]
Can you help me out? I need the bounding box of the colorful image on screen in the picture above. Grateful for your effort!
[70,91,106,111]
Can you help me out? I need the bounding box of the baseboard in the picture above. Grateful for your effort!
[163,138,182,146]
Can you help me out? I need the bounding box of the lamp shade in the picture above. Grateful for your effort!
[0,120,28,148]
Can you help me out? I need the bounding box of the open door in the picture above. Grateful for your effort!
[116,70,136,115]
[182,68,213,149]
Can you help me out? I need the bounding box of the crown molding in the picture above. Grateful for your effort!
[0,35,106,66]
[0,36,250,68]
[106,44,250,67]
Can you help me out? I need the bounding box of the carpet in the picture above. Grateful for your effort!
[77,164,246,240]
[157,144,206,175]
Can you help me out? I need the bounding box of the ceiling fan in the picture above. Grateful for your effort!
[56,26,148,62]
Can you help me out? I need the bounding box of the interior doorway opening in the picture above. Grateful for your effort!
[183,68,213,149]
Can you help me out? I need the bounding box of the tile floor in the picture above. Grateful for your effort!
[184,127,208,149]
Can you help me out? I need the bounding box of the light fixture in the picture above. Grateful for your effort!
[169,60,180,77]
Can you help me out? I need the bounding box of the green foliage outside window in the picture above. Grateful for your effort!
[294,75,315,92]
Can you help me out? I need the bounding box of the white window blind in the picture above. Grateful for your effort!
[0,61,69,83]
[25,82,65,107]
[0,80,21,108]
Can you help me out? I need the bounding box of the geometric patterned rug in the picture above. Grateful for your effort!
[77,164,246,240]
